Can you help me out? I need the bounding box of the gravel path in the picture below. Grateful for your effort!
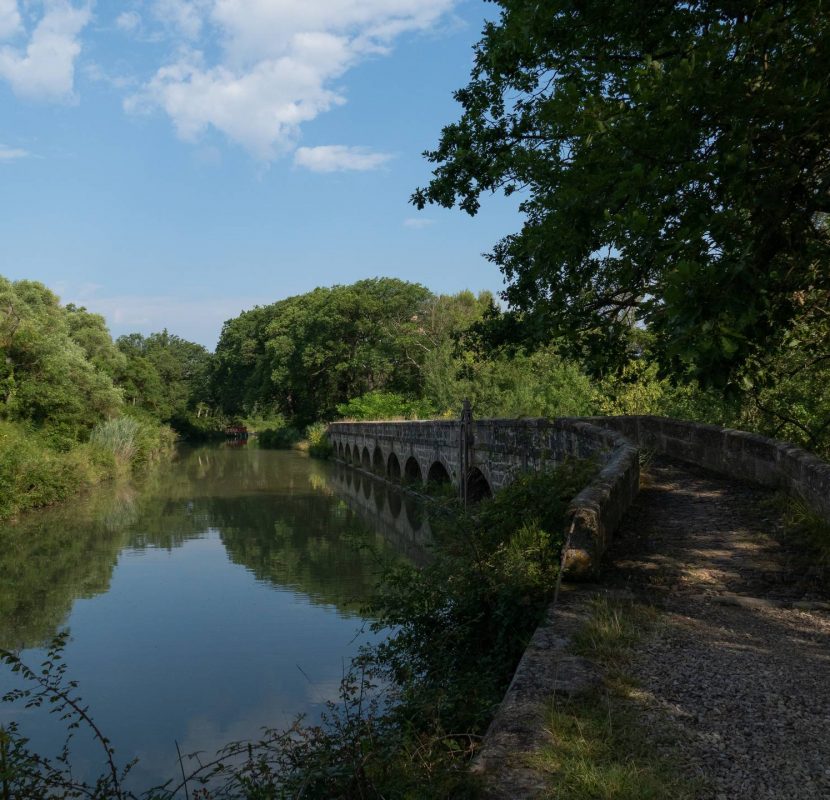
[606,458,830,800]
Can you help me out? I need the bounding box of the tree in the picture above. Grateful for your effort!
[115,331,213,421]
[413,1,830,383]
[0,279,122,445]
[264,279,432,423]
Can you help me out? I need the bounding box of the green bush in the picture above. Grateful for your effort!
[305,421,333,458]
[0,423,93,519]
[336,391,436,421]
[258,425,302,449]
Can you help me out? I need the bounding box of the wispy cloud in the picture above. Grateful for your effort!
[60,288,262,348]
[403,217,434,229]
[115,11,141,34]
[294,145,393,173]
[127,0,456,160]
[0,142,28,161]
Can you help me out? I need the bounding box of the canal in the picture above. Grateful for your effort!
[0,444,427,790]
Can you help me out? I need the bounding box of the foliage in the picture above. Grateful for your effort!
[597,357,740,423]
[0,278,122,448]
[414,0,830,384]
[734,290,830,457]
[336,391,436,421]
[116,330,213,424]
[424,345,597,419]
[90,415,176,466]
[304,421,333,459]
[257,425,302,449]
[213,283,494,426]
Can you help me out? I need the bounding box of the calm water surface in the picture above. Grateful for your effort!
[0,445,427,789]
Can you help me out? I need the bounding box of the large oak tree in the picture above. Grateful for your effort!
[414,1,830,383]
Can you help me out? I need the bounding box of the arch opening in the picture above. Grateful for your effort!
[361,447,371,471]
[387,452,401,481]
[404,456,422,485]
[465,467,492,503]
[344,444,352,464]
[427,461,451,486]
[372,446,385,475]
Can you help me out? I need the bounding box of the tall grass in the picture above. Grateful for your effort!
[90,417,142,464]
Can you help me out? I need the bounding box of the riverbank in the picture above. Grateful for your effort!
[0,417,175,521]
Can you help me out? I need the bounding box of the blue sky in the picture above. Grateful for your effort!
[0,0,522,348]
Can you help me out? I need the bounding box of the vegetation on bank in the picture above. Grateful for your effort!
[0,460,595,798]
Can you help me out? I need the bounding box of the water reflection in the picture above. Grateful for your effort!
[0,447,419,648]
[327,464,432,566]
[0,445,432,789]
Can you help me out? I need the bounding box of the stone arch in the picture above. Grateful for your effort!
[404,456,422,485]
[344,444,352,464]
[387,452,401,481]
[372,446,385,475]
[427,460,451,486]
[338,442,344,460]
[465,467,492,503]
[361,446,371,471]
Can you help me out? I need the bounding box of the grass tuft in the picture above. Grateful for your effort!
[533,596,697,799]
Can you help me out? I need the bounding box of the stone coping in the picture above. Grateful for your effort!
[587,415,830,521]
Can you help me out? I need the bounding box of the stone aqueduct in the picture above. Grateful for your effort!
[328,416,641,573]
[328,414,830,574]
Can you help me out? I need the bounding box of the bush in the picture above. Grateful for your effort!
[258,425,302,449]
[0,423,97,519]
[305,421,333,458]
[336,391,436,421]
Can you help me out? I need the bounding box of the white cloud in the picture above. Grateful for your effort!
[403,217,434,229]
[0,0,21,40]
[152,0,209,40]
[0,1,92,101]
[294,144,392,173]
[130,0,455,159]
[116,10,141,33]
[0,142,28,160]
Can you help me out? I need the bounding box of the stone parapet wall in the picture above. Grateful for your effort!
[328,417,642,575]
[587,416,830,521]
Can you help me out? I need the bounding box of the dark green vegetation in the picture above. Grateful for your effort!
[534,597,696,799]
[1,460,595,799]
[414,0,830,456]
[0,278,180,519]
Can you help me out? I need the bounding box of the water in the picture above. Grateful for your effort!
[0,445,427,790]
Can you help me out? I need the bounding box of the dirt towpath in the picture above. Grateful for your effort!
[605,458,830,800]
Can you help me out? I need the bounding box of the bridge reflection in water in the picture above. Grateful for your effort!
[329,462,432,567]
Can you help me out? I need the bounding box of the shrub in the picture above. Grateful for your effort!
[258,425,302,449]
[305,421,333,458]
[336,391,436,421]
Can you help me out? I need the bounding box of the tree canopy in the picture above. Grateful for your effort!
[413,0,830,383]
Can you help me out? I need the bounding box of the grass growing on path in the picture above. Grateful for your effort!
[534,596,697,800]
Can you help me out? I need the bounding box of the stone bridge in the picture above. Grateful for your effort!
[328,414,830,574]
[328,416,641,574]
